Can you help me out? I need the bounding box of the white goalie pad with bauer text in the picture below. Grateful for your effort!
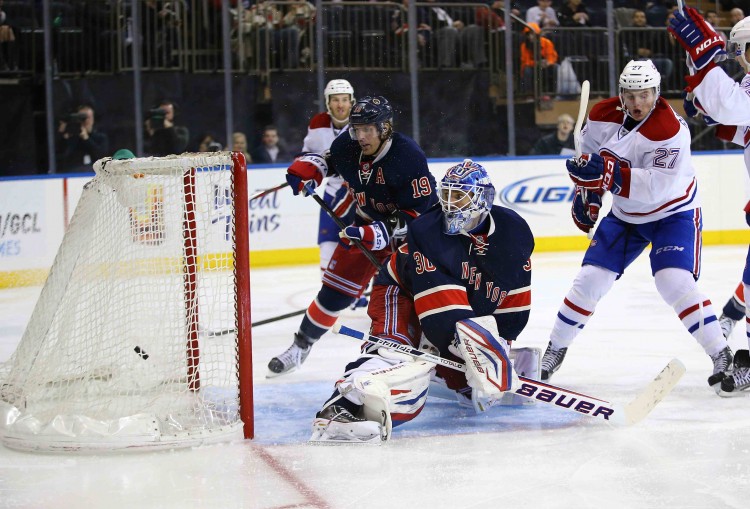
[451,316,519,396]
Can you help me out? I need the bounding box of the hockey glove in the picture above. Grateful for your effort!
[571,187,602,234]
[385,214,408,244]
[449,316,517,395]
[566,153,623,195]
[682,90,719,125]
[745,200,750,228]
[286,153,328,196]
[668,6,726,70]
[327,183,355,219]
[340,221,390,251]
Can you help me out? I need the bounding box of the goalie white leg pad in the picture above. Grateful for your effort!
[452,316,519,395]
[354,360,433,441]
[497,347,542,407]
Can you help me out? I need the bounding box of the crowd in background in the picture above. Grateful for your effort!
[0,1,748,172]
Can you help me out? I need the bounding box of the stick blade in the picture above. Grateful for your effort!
[618,358,686,426]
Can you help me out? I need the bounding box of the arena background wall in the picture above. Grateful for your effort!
[0,153,748,288]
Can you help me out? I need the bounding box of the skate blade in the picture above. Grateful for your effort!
[718,387,750,398]
[265,366,297,379]
[307,432,382,446]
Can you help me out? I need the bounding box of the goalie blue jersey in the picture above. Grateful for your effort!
[328,132,438,225]
[380,205,534,350]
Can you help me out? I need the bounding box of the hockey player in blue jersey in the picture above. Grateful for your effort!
[268,96,438,377]
[309,161,535,443]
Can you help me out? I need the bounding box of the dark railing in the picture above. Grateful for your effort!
[0,0,737,98]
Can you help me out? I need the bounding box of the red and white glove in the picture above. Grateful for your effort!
[285,154,327,196]
[339,221,390,251]
[566,153,623,195]
[667,6,726,70]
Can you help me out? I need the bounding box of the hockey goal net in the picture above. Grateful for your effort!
[0,152,252,452]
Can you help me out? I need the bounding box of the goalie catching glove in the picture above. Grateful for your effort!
[667,6,726,70]
[449,316,518,396]
[571,187,602,233]
[566,153,624,195]
[286,153,328,196]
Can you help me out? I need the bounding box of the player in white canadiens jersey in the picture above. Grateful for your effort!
[302,79,358,279]
[539,59,733,392]
[669,6,750,395]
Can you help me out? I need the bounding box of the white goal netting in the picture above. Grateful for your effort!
[0,152,252,452]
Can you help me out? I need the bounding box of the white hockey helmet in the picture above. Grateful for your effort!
[729,16,750,69]
[619,59,661,96]
[324,79,354,117]
[618,60,660,117]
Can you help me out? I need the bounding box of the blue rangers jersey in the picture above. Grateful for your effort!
[328,132,438,226]
[379,204,534,350]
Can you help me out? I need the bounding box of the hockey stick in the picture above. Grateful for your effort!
[203,291,372,336]
[572,80,600,241]
[333,323,686,426]
[303,182,382,270]
[249,182,288,202]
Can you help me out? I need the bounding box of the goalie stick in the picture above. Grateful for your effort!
[333,323,685,426]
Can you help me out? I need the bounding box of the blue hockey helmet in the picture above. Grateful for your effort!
[438,160,495,235]
[349,96,393,141]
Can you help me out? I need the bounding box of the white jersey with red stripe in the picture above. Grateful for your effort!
[302,112,348,193]
[582,96,699,224]
[400,205,534,353]
[686,64,750,182]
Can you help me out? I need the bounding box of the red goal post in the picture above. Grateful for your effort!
[0,152,253,452]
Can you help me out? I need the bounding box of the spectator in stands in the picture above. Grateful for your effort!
[526,0,559,29]
[0,0,18,71]
[193,133,223,153]
[530,113,575,155]
[142,0,183,68]
[144,100,190,157]
[520,23,558,94]
[532,113,574,155]
[419,0,488,69]
[283,1,315,66]
[706,10,728,40]
[56,105,110,173]
[250,1,301,69]
[558,0,590,27]
[251,125,292,164]
[625,8,673,82]
[232,131,252,162]
[731,7,746,27]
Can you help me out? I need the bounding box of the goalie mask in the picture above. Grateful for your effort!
[349,96,393,141]
[438,160,495,235]
[729,16,750,70]
[618,60,660,118]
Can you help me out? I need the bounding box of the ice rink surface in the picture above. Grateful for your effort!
[1,246,749,508]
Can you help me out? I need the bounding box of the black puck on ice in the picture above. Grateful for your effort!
[134,346,149,360]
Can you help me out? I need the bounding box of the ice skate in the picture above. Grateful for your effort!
[719,350,750,396]
[541,341,568,381]
[309,405,382,444]
[707,346,733,389]
[267,333,312,378]
[718,313,738,339]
